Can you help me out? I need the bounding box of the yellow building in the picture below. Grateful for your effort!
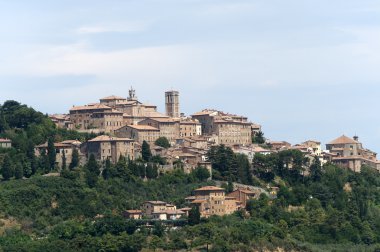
[188,186,240,218]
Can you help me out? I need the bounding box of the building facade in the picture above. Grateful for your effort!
[192,109,252,146]
[188,186,240,218]
[115,124,160,145]
[326,135,380,172]
[85,135,135,163]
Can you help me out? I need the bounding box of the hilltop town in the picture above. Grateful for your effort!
[45,87,380,175]
[0,92,379,251]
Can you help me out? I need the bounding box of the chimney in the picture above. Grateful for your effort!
[353,135,359,141]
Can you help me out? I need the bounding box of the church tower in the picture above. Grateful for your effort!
[165,90,180,118]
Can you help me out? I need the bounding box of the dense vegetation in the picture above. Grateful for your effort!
[0,101,96,179]
[0,101,379,251]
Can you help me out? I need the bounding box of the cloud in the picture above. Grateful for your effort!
[75,21,150,34]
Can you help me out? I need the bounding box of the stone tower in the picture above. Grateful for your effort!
[165,90,180,118]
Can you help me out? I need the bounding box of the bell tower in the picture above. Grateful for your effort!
[165,90,180,118]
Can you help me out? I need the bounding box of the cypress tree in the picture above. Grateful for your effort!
[47,137,56,171]
[142,141,152,162]
[15,162,24,179]
[61,150,67,171]
[69,149,79,170]
[1,154,14,180]
[85,154,100,187]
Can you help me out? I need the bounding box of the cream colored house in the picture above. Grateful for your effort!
[188,186,240,218]
[326,135,380,172]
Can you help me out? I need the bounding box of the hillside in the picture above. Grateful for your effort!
[0,101,379,251]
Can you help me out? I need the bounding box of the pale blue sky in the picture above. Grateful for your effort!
[1,0,380,150]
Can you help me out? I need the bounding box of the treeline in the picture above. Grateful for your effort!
[207,145,253,185]
[0,100,96,180]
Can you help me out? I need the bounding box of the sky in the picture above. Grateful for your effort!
[0,0,380,150]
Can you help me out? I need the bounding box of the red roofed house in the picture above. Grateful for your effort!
[326,135,380,172]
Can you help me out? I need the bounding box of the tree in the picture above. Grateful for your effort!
[14,162,24,179]
[310,157,322,182]
[47,138,56,171]
[85,154,100,187]
[188,206,201,226]
[252,130,265,144]
[69,149,79,170]
[192,166,210,181]
[102,158,112,180]
[142,141,152,162]
[154,137,171,148]
[61,150,67,171]
[146,164,158,179]
[1,154,14,180]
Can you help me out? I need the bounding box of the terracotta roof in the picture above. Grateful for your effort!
[88,135,133,142]
[179,207,192,211]
[70,104,112,112]
[100,95,126,101]
[143,117,180,123]
[327,135,359,145]
[194,186,225,192]
[191,199,207,204]
[126,125,160,131]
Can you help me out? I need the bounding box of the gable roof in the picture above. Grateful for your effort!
[327,135,359,145]
[88,135,133,142]
[100,95,126,101]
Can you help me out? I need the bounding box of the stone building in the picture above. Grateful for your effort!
[180,118,202,137]
[191,109,252,146]
[115,124,160,145]
[142,201,185,220]
[138,118,180,144]
[326,135,380,172]
[84,135,135,163]
[187,186,240,218]
[69,104,113,131]
[49,114,73,129]
[101,89,168,125]
[227,189,258,208]
[165,90,180,118]
[35,140,82,168]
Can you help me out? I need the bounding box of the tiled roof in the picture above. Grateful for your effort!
[100,95,126,100]
[327,135,359,145]
[70,104,112,112]
[127,125,160,131]
[88,135,133,142]
[194,186,225,192]
[143,117,180,123]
